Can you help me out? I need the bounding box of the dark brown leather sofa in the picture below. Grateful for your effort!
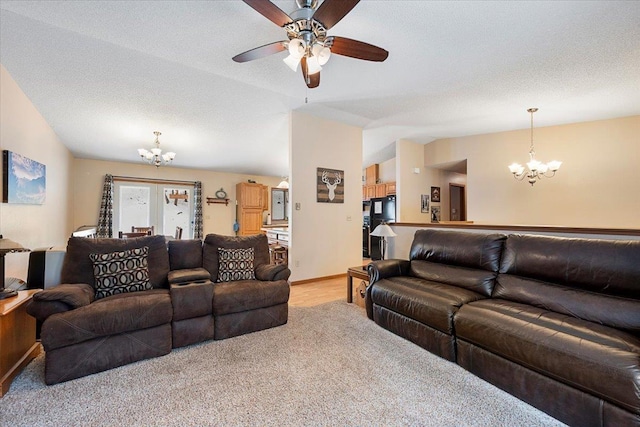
[366,229,640,427]
[27,233,290,385]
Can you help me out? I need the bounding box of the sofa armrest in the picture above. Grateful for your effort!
[26,283,94,322]
[168,268,211,285]
[367,259,411,285]
[255,264,291,282]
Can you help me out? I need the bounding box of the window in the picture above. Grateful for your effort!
[114,182,194,238]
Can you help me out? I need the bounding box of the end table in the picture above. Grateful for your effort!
[347,265,370,304]
[1,289,40,397]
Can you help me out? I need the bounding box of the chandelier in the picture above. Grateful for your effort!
[137,131,176,167]
[508,108,562,186]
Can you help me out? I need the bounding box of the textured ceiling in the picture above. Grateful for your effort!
[1,1,639,176]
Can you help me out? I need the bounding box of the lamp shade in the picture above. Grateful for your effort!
[370,224,397,237]
[0,236,30,254]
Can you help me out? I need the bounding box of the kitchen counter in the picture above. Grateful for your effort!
[262,227,289,247]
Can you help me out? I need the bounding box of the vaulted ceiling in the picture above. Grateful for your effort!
[1,1,638,176]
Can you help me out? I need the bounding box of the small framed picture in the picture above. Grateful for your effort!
[431,186,441,203]
[421,194,430,213]
[431,206,441,223]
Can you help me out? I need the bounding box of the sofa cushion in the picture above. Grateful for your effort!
[494,274,640,332]
[61,235,170,289]
[409,229,506,272]
[212,280,289,316]
[409,260,498,297]
[455,299,640,415]
[216,247,256,282]
[202,234,270,281]
[499,234,640,298]
[41,289,172,351]
[90,247,152,300]
[369,276,487,334]
[168,239,203,270]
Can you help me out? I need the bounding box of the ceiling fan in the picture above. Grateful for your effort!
[232,0,389,88]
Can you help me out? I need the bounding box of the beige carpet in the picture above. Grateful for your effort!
[1,301,564,426]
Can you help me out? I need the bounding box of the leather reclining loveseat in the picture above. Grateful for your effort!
[27,233,290,385]
[366,229,640,427]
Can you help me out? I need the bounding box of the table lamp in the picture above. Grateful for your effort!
[0,235,30,300]
[370,223,397,260]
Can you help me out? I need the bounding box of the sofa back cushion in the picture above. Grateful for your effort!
[410,230,506,271]
[168,239,203,270]
[495,234,640,331]
[408,230,507,296]
[202,234,270,281]
[61,235,170,289]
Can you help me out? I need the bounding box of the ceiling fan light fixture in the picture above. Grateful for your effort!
[283,53,301,71]
[312,43,331,66]
[306,55,322,74]
[288,38,306,58]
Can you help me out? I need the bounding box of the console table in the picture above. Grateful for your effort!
[1,289,40,397]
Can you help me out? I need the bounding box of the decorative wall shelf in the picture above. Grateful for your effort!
[206,197,230,206]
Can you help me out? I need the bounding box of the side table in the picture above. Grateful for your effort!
[1,289,40,397]
[347,265,369,304]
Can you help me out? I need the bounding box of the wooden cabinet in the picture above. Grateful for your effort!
[239,209,264,236]
[237,182,263,208]
[364,164,379,186]
[236,182,267,235]
[365,185,377,200]
[362,181,396,200]
[261,185,269,210]
[385,182,396,194]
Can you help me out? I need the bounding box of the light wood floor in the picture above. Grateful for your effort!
[289,275,347,307]
[289,260,370,307]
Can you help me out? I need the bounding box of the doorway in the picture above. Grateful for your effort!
[449,184,466,221]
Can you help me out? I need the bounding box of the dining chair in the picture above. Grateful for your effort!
[119,231,150,239]
[131,226,154,235]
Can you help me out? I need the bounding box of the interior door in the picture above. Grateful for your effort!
[449,184,466,221]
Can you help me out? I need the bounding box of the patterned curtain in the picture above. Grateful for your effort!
[193,181,203,239]
[96,174,114,238]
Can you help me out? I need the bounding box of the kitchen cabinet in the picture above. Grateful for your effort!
[385,182,396,194]
[365,164,379,186]
[236,182,266,235]
[362,181,396,200]
[261,185,269,210]
[365,185,377,200]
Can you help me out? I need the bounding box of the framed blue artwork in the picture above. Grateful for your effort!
[2,150,46,204]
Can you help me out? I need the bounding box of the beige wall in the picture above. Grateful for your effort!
[424,116,640,227]
[378,157,396,183]
[73,159,281,237]
[396,139,431,222]
[289,111,362,282]
[0,64,74,280]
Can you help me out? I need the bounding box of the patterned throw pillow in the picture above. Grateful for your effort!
[217,247,256,282]
[89,247,152,299]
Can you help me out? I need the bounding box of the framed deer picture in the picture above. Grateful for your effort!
[317,167,344,203]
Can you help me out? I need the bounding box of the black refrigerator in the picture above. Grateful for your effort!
[369,195,396,260]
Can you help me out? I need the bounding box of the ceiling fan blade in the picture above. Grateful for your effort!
[301,57,320,88]
[232,41,287,62]
[313,0,360,30]
[242,0,293,27]
[329,36,389,62]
